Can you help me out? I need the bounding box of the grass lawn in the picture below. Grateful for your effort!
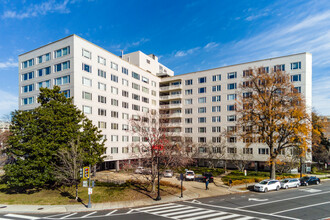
[0,180,181,205]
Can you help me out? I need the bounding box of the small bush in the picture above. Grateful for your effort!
[312,167,318,174]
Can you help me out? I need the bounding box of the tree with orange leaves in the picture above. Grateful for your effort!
[238,67,311,179]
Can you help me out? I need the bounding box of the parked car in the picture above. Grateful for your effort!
[134,167,151,175]
[280,178,300,189]
[163,169,173,178]
[254,179,281,192]
[185,170,195,181]
[300,176,320,186]
[202,172,214,183]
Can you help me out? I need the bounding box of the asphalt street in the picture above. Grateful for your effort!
[0,180,329,220]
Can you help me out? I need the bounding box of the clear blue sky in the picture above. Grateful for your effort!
[0,0,329,116]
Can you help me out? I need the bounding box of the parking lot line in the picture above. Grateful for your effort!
[80,211,97,218]
[239,191,330,209]
[272,201,330,214]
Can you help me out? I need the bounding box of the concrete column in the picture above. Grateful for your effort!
[116,160,120,171]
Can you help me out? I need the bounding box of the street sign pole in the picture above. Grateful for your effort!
[87,164,92,208]
[180,173,183,198]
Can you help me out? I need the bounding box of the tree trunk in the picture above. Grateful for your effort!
[270,160,276,179]
[75,183,78,201]
[224,160,227,173]
[151,159,156,193]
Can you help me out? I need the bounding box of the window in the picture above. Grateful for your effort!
[122,136,129,142]
[122,67,129,75]
[227,72,237,79]
[111,111,119,118]
[151,90,156,96]
[82,63,91,73]
[185,118,192,124]
[132,93,140,101]
[122,79,129,86]
[258,148,269,155]
[185,79,193,85]
[212,137,221,143]
[291,62,301,70]
[38,66,51,77]
[98,56,106,65]
[274,64,285,71]
[122,147,129,153]
[212,95,221,102]
[111,147,118,153]
[212,74,221,81]
[293,86,301,93]
[132,83,140,90]
[146,59,150,64]
[212,106,221,112]
[151,81,157,87]
[82,49,91,59]
[111,135,119,142]
[111,74,118,83]
[259,66,269,73]
[243,69,253,77]
[227,126,237,132]
[122,101,129,108]
[198,117,206,123]
[112,86,119,94]
[227,115,236,122]
[54,75,70,85]
[185,128,192,133]
[37,80,50,89]
[98,69,106,78]
[122,90,129,97]
[82,105,92,114]
[61,90,70,98]
[22,97,34,105]
[38,53,50,64]
[22,58,34,69]
[212,116,221,122]
[228,137,237,143]
[185,99,193,104]
[22,84,34,93]
[55,46,70,58]
[198,77,206,83]
[198,87,206,93]
[98,82,106,91]
[213,147,222,153]
[111,62,118,71]
[185,89,193,95]
[142,97,149,103]
[198,107,206,113]
[198,137,206,143]
[122,113,129,119]
[22,71,34,81]
[111,123,118,130]
[227,94,237,100]
[82,91,92,100]
[227,147,237,154]
[198,97,206,103]
[243,92,252,98]
[212,126,221,133]
[55,61,70,72]
[98,108,107,116]
[82,77,92,87]
[291,74,301,82]
[142,76,149,84]
[198,127,206,133]
[142,86,149,94]
[132,104,140,111]
[132,72,140,80]
[243,148,253,154]
[212,85,221,92]
[122,124,129,131]
[98,95,106,103]
[185,108,192,114]
[111,99,118,106]
[227,105,236,111]
[227,83,237,90]
[142,107,149,113]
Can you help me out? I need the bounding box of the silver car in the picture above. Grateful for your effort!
[280,178,300,189]
[163,170,173,178]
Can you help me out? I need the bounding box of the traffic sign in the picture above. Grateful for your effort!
[83,181,88,187]
[83,167,90,179]
[88,188,93,195]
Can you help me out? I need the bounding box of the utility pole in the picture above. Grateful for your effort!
[88,164,92,208]
[156,155,161,201]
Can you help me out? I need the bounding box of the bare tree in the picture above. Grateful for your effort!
[237,67,312,179]
[52,138,83,200]
[228,146,253,172]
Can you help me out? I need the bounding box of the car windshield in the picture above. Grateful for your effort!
[187,171,194,175]
[301,177,309,180]
[259,181,268,185]
[165,170,171,173]
[281,180,289,183]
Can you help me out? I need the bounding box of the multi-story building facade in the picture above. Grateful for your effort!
[18,35,312,171]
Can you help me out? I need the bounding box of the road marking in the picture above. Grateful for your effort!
[134,203,177,211]
[136,204,183,212]
[183,200,300,220]
[4,214,40,219]
[248,198,269,202]
[0,218,13,220]
[209,214,240,219]
[59,213,77,219]
[162,208,204,217]
[189,212,229,220]
[174,210,215,219]
[230,217,254,220]
[152,206,193,214]
[240,190,330,209]
[45,213,69,218]
[126,209,134,214]
[105,209,117,216]
[299,188,322,193]
[80,211,97,218]
[192,199,202,204]
[272,201,330,214]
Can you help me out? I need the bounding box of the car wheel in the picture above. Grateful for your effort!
[296,184,299,188]
[305,182,308,186]
[285,185,288,189]
[276,186,280,191]
[264,188,268,193]
[316,181,320,185]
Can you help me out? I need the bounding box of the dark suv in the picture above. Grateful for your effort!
[202,172,214,183]
[300,176,320,186]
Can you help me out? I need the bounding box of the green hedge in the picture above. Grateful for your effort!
[175,167,225,176]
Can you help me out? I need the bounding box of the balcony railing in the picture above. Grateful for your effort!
[160,103,182,109]
[160,94,182,100]
[160,84,182,91]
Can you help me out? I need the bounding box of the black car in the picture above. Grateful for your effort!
[202,172,214,183]
[300,176,320,186]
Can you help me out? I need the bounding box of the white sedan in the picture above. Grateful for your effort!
[280,178,300,189]
[254,179,281,192]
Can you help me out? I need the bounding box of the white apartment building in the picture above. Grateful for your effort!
[18,35,312,171]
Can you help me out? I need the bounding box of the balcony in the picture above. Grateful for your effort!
[161,112,183,118]
[163,122,182,127]
[160,93,182,100]
[160,103,182,109]
[166,131,183,136]
[160,84,182,91]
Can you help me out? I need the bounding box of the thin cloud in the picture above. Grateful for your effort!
[175,47,200,57]
[204,42,219,50]
[0,90,18,116]
[245,12,269,21]
[313,75,330,115]
[0,59,18,69]
[2,0,71,19]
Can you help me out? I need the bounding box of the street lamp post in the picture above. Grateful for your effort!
[155,153,161,201]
